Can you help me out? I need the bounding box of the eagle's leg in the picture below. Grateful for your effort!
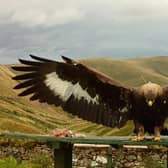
[153,126,161,141]
[132,122,145,141]
[137,124,145,141]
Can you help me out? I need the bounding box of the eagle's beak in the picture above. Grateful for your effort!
[148,100,154,106]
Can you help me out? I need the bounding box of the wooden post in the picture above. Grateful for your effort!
[53,143,73,168]
[106,145,113,168]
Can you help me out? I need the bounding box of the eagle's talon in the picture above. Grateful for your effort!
[137,136,145,141]
[132,136,145,141]
[153,136,161,141]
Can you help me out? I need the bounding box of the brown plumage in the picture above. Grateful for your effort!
[12,55,168,140]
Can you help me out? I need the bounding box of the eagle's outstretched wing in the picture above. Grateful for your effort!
[12,55,133,128]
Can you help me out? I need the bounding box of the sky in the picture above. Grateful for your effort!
[0,0,168,64]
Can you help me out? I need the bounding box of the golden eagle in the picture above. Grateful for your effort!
[12,55,168,141]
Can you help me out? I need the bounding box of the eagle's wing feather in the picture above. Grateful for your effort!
[12,55,133,128]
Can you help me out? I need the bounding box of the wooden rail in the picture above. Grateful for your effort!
[1,133,168,168]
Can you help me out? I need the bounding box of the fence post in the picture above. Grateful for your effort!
[106,145,113,168]
[53,143,73,168]
[167,149,168,168]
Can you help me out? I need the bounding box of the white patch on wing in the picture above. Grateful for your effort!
[44,72,99,103]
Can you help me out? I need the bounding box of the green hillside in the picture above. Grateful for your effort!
[0,56,168,136]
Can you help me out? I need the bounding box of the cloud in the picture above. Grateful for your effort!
[0,0,84,27]
[1,0,168,27]
[0,0,168,63]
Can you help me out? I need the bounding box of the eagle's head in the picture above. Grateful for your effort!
[140,82,163,106]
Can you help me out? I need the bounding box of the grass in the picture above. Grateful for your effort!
[0,156,54,168]
[0,56,168,135]
[0,157,30,168]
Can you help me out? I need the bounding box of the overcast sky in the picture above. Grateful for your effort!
[0,0,168,64]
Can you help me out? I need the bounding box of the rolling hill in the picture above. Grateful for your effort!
[0,56,168,136]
